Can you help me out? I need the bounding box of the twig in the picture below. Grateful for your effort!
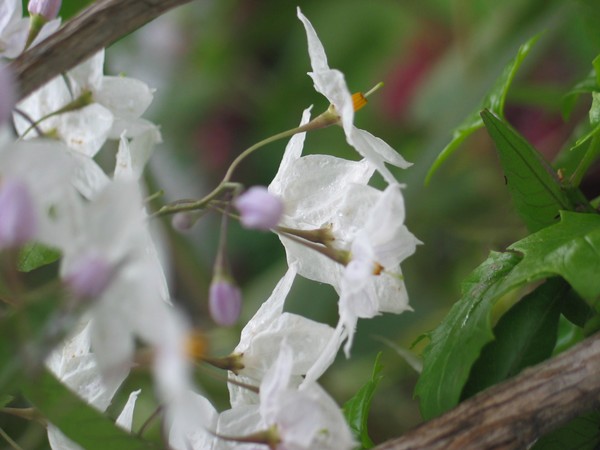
[9,0,195,101]
[373,332,600,449]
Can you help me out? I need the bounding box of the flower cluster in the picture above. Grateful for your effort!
[0,3,418,450]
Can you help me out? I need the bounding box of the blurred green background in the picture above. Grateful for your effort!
[9,0,600,447]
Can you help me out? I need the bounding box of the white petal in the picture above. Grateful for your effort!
[296,8,329,71]
[169,392,218,450]
[96,76,153,119]
[347,127,411,185]
[296,7,354,134]
[68,51,105,93]
[116,389,141,431]
[57,103,113,157]
[269,106,312,196]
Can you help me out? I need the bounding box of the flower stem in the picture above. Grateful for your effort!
[570,134,600,187]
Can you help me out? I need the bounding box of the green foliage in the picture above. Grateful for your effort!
[505,211,600,304]
[415,251,521,420]
[417,211,600,419]
[461,277,567,399]
[343,352,384,449]
[531,410,600,450]
[425,35,539,184]
[0,288,62,393]
[562,54,600,119]
[17,242,61,272]
[23,369,157,450]
[480,110,588,232]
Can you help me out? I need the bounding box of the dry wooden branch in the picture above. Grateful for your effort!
[374,332,600,450]
[9,0,195,101]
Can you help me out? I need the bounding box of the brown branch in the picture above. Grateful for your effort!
[374,332,600,450]
[9,0,195,101]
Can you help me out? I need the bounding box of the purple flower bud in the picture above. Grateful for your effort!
[28,0,62,20]
[209,279,242,326]
[0,179,37,249]
[171,212,194,232]
[65,253,113,299]
[0,64,16,127]
[234,186,283,231]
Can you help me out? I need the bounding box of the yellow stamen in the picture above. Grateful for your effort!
[351,82,384,112]
[352,92,367,112]
[185,330,209,360]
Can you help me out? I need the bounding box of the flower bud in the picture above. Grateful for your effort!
[234,186,283,231]
[65,252,113,299]
[209,278,242,326]
[0,179,37,249]
[28,0,62,21]
[171,212,194,232]
[0,64,16,127]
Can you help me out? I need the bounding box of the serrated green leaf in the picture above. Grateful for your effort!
[415,251,522,420]
[505,211,600,304]
[531,410,600,450]
[18,242,61,273]
[425,35,539,184]
[481,109,579,232]
[461,277,567,400]
[23,369,157,450]
[343,352,384,449]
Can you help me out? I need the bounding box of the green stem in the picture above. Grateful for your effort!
[0,427,24,450]
[152,182,240,218]
[570,134,600,187]
[221,122,314,183]
[19,91,94,139]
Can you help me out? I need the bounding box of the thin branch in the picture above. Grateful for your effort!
[9,0,195,101]
[374,332,600,449]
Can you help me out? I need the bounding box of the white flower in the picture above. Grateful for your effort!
[297,7,411,185]
[0,139,78,248]
[0,0,60,58]
[59,180,190,403]
[270,109,420,382]
[216,344,355,450]
[45,322,132,450]
[14,50,157,157]
[168,391,219,450]
[227,266,336,407]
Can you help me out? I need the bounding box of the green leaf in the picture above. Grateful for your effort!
[481,109,579,232]
[425,35,539,184]
[17,242,61,272]
[0,288,62,393]
[505,211,600,304]
[461,277,567,400]
[553,315,585,356]
[23,369,157,450]
[561,55,600,118]
[531,410,600,450]
[416,211,600,420]
[415,251,522,420]
[0,395,14,408]
[343,352,384,449]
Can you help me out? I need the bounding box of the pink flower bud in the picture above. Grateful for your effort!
[209,279,242,326]
[0,179,37,249]
[0,64,16,127]
[28,0,62,20]
[171,212,194,232]
[65,253,113,299]
[234,186,283,231]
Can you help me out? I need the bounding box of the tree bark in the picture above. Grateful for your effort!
[9,0,195,101]
[374,333,600,449]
